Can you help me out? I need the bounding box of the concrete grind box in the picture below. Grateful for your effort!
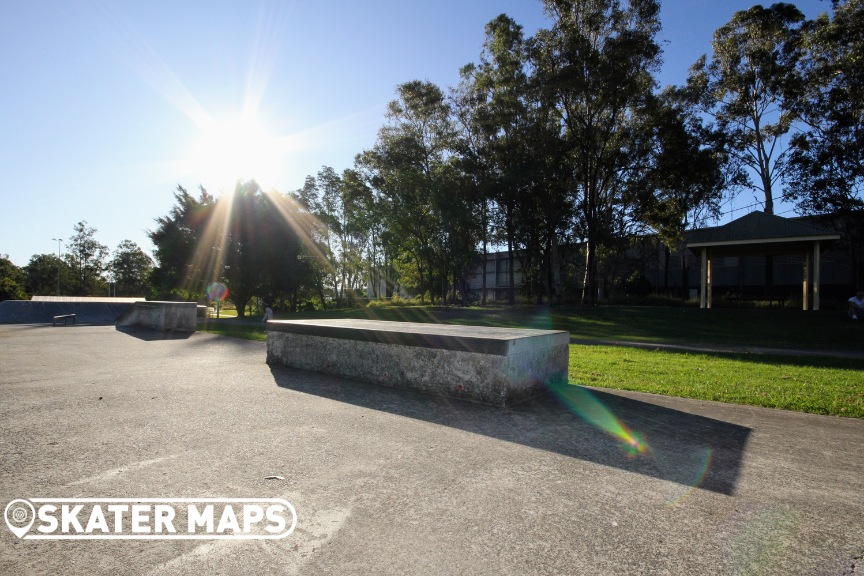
[115,301,197,332]
[266,319,569,407]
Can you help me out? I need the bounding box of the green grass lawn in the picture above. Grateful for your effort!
[198,305,864,418]
[569,345,864,418]
[198,321,265,340]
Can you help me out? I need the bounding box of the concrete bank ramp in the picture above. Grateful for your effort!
[0,297,144,325]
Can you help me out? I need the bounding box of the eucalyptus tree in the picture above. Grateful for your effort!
[530,0,663,305]
[358,80,459,303]
[293,171,339,306]
[313,166,370,306]
[631,88,742,295]
[454,13,576,305]
[785,0,864,289]
[786,0,863,215]
[462,14,537,304]
[345,163,398,300]
[688,3,806,215]
[66,221,110,296]
[451,62,496,304]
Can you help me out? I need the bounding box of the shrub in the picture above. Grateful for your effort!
[366,295,427,308]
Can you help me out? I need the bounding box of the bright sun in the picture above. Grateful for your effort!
[187,115,284,193]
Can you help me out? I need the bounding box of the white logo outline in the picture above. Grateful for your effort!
[5,498,297,540]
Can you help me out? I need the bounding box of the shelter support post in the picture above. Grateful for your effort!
[803,250,810,311]
[814,241,821,311]
[698,249,713,309]
[707,253,713,309]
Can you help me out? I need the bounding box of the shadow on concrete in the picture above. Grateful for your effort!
[269,365,750,496]
[114,326,195,341]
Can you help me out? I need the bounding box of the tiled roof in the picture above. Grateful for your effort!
[685,211,840,246]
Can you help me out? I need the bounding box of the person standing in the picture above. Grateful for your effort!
[849,290,864,320]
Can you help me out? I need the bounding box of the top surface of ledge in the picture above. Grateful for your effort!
[266,319,568,355]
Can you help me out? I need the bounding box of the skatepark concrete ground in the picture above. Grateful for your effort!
[0,324,862,575]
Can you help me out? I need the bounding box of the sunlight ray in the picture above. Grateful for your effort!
[243,0,296,119]
[87,0,210,127]
[262,190,337,277]
[180,191,235,296]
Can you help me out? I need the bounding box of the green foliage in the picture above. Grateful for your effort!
[180,4,863,310]
[454,14,554,305]
[65,221,109,296]
[24,254,73,296]
[79,4,864,309]
[0,255,27,301]
[297,166,371,308]
[365,294,428,308]
[785,0,864,215]
[531,0,662,305]
[631,88,737,244]
[110,239,153,296]
[148,182,324,315]
[148,185,216,300]
[358,79,479,305]
[616,271,653,297]
[687,3,806,214]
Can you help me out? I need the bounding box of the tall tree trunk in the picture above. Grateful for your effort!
[507,237,516,306]
[481,202,488,306]
[663,245,671,291]
[506,203,516,305]
[481,241,488,306]
[551,236,563,306]
[582,236,597,306]
[545,235,554,305]
[582,187,597,306]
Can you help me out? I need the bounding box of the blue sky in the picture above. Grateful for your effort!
[0,0,832,267]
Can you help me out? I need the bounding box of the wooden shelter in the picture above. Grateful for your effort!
[685,212,841,310]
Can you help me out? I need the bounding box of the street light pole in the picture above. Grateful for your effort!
[51,238,63,296]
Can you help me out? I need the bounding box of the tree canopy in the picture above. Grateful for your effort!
[687,3,806,215]
[12,2,860,307]
[785,0,864,214]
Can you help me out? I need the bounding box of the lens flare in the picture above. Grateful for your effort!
[662,446,714,506]
[550,383,649,457]
[207,282,229,302]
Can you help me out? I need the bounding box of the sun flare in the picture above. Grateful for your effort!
[186,115,285,193]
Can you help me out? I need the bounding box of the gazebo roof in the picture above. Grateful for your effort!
[685,211,840,248]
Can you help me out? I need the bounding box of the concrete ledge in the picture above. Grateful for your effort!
[115,301,197,332]
[266,319,569,406]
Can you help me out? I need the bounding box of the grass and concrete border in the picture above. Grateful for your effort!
[200,305,864,418]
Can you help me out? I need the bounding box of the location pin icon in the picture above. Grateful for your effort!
[4,499,36,538]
